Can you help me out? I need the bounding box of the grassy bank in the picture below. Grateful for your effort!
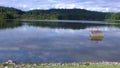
[1,64,120,68]
[1,60,120,68]
[21,66,120,68]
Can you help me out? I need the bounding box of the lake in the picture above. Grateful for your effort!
[0,20,120,63]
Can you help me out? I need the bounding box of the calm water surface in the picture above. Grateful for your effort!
[0,20,120,63]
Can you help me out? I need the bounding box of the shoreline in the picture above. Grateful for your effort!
[1,61,120,68]
[1,60,120,66]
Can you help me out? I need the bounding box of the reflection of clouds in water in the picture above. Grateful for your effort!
[87,26,120,31]
[0,47,20,51]
[24,44,43,50]
[0,25,120,62]
[54,29,76,34]
[0,25,88,40]
[115,32,120,35]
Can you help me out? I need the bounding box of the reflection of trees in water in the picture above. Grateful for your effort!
[0,20,22,29]
[0,20,111,30]
[112,24,120,28]
[28,21,107,29]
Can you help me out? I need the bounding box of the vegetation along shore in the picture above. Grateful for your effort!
[0,6,120,23]
[0,6,109,21]
[0,60,120,68]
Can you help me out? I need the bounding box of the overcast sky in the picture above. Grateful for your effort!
[0,0,120,12]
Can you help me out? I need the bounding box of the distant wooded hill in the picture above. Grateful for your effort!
[0,6,110,21]
[106,12,120,22]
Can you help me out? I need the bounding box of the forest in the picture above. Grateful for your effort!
[0,6,114,21]
[106,12,120,22]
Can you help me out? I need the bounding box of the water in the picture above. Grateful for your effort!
[0,20,120,63]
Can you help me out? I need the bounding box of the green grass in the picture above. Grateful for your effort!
[26,66,120,68]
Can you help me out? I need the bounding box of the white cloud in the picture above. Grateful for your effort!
[55,3,66,9]
[22,4,27,8]
[0,0,120,12]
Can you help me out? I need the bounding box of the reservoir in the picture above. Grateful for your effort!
[0,20,120,63]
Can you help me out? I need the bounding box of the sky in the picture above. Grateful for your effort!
[0,0,120,12]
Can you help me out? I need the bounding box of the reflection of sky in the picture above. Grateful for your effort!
[0,25,120,62]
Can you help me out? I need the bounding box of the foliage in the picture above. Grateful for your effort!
[110,13,120,20]
[0,6,108,20]
[106,12,120,23]
[0,6,24,19]
[22,9,107,20]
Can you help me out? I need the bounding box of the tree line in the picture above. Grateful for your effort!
[106,12,120,23]
[0,6,109,21]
